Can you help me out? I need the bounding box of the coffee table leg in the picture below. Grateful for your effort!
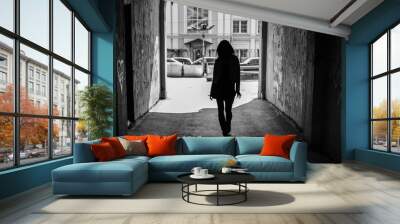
[195,184,198,192]
[187,184,190,202]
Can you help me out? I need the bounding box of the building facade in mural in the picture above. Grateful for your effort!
[165,2,261,62]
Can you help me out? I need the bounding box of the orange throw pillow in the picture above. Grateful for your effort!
[146,134,177,157]
[91,142,118,161]
[101,137,126,158]
[260,134,296,159]
[124,135,148,141]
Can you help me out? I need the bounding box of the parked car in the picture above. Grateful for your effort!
[167,57,203,77]
[167,58,183,77]
[193,57,216,81]
[7,150,31,161]
[240,57,259,71]
[173,57,192,65]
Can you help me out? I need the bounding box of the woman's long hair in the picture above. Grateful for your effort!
[216,40,234,58]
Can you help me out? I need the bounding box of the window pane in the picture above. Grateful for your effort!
[241,21,247,33]
[75,120,88,143]
[20,117,49,165]
[372,33,387,76]
[233,21,239,33]
[0,34,14,112]
[53,119,72,157]
[53,59,72,117]
[53,0,72,60]
[187,7,195,20]
[391,72,400,118]
[20,0,49,49]
[74,69,89,118]
[20,44,49,115]
[391,120,400,153]
[372,121,388,151]
[0,0,14,31]
[0,116,14,170]
[372,76,387,119]
[75,18,89,70]
[391,24,400,70]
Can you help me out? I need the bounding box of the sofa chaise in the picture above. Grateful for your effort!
[52,137,307,196]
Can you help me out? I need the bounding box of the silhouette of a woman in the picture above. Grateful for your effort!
[210,40,241,136]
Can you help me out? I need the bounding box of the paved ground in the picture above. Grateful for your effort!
[129,77,299,137]
[151,77,259,113]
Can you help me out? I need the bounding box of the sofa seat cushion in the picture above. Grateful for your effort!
[179,137,235,155]
[149,154,235,172]
[117,155,150,162]
[235,137,263,155]
[236,155,293,172]
[53,159,147,183]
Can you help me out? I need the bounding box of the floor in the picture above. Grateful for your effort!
[129,77,299,137]
[151,77,259,114]
[1,162,400,224]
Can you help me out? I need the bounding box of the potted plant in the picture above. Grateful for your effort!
[79,84,113,140]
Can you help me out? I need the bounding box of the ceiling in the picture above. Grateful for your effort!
[224,0,352,23]
[174,0,384,38]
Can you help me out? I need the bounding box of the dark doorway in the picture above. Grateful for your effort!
[310,33,342,163]
[124,4,134,124]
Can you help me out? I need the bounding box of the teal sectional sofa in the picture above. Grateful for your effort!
[52,137,307,196]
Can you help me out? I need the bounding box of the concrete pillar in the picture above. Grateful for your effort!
[159,0,166,99]
[115,0,128,135]
[130,0,162,120]
[258,21,268,99]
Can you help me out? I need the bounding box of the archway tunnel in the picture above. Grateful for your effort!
[115,0,343,162]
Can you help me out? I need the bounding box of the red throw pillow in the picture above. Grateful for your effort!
[146,134,177,157]
[101,137,126,158]
[124,135,148,141]
[260,134,296,159]
[91,142,118,161]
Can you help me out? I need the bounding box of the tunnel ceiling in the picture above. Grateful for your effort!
[174,0,383,38]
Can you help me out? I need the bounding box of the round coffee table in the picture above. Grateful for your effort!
[177,173,255,206]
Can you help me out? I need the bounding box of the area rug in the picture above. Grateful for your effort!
[37,183,361,214]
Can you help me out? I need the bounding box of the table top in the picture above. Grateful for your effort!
[177,172,255,185]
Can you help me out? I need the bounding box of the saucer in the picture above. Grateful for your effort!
[190,174,215,179]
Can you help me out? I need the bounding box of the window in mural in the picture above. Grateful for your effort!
[187,7,209,32]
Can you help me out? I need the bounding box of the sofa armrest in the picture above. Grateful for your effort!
[289,141,307,181]
[73,140,100,163]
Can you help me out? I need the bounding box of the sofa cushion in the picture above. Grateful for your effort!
[124,135,148,142]
[53,158,147,183]
[116,155,150,163]
[91,142,118,161]
[260,134,296,159]
[236,137,263,155]
[149,154,235,172]
[180,137,235,155]
[147,134,177,157]
[73,140,100,163]
[118,137,147,156]
[236,155,293,172]
[101,137,127,158]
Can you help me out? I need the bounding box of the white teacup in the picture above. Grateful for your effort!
[200,169,208,176]
[221,167,232,174]
[191,167,202,176]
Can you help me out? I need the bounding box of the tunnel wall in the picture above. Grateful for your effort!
[265,23,315,140]
[131,0,161,120]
